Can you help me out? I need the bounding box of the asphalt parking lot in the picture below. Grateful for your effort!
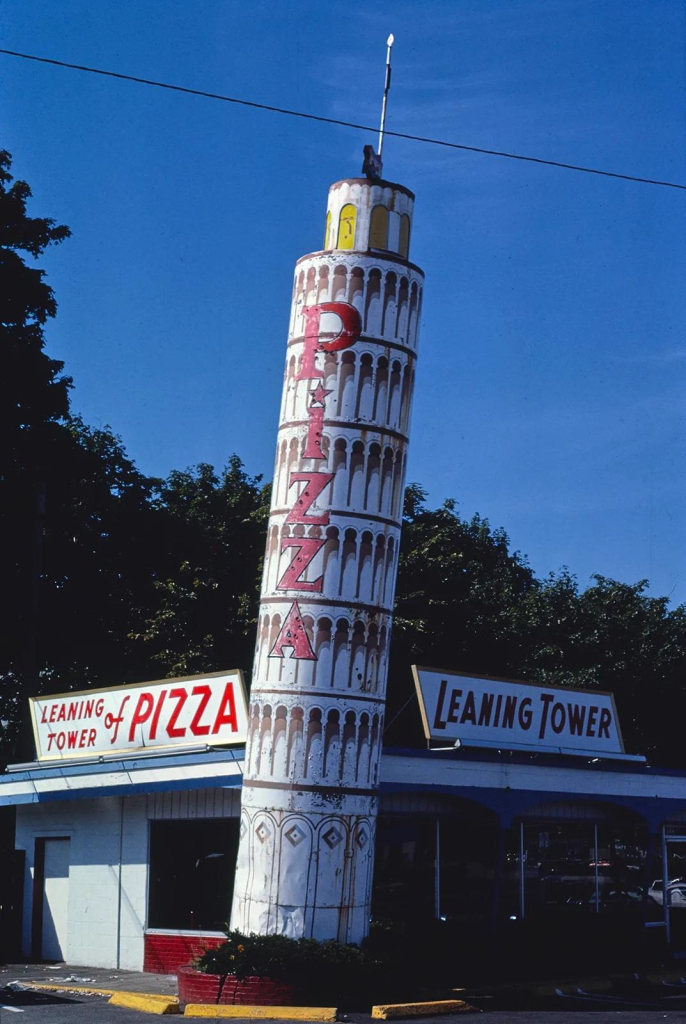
[8,979,686,1022]
[463,975,686,1019]
[0,987,142,1022]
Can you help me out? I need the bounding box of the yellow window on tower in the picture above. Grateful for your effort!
[369,205,389,249]
[399,214,410,259]
[337,204,357,249]
[324,211,331,249]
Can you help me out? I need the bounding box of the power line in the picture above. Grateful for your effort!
[383,692,417,737]
[2,47,685,192]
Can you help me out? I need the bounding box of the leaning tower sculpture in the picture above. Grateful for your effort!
[231,165,424,944]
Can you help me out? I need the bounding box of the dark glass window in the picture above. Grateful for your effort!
[372,815,435,923]
[438,817,497,926]
[148,819,239,931]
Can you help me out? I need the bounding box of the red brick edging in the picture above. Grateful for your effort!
[177,964,295,1006]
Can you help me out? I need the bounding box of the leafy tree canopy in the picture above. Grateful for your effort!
[385,486,686,761]
[129,456,270,679]
[1,150,685,771]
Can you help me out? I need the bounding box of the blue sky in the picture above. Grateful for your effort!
[2,0,685,603]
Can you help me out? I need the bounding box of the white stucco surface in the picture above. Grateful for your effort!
[14,786,240,970]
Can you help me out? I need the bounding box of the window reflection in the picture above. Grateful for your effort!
[148,820,239,931]
[519,820,648,916]
[373,815,435,923]
[373,810,650,928]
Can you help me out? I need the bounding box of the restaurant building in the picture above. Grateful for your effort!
[2,666,686,973]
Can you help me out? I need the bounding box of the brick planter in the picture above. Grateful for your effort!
[177,964,295,1006]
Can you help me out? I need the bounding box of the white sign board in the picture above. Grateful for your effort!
[30,670,249,761]
[412,666,625,757]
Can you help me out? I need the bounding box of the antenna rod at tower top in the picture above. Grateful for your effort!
[377,33,394,160]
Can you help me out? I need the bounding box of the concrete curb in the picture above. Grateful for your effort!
[110,992,180,1014]
[371,1000,476,1019]
[182,1006,337,1020]
[14,981,116,997]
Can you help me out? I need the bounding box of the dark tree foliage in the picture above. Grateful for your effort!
[385,485,686,763]
[0,150,268,763]
[36,418,163,688]
[0,149,71,478]
[514,571,686,764]
[387,484,538,746]
[129,457,270,679]
[2,150,685,772]
[0,149,73,758]
[0,414,164,761]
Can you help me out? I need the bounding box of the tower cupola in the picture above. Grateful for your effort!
[323,178,414,260]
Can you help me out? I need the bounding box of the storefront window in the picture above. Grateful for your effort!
[517,819,648,917]
[373,815,435,922]
[660,828,686,944]
[148,819,239,931]
[373,809,650,932]
[523,822,596,911]
[438,817,498,926]
[596,823,647,909]
[373,812,498,927]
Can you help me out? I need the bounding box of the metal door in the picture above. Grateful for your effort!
[41,838,70,961]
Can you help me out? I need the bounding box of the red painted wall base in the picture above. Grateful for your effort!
[144,932,224,974]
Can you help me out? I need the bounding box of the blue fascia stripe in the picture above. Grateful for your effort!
[1,770,244,806]
[1,746,246,785]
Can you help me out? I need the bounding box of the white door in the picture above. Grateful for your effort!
[41,839,70,960]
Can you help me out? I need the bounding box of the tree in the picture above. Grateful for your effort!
[516,572,686,764]
[2,151,684,771]
[129,456,270,680]
[0,414,164,761]
[385,486,686,763]
[386,485,538,744]
[0,151,166,763]
[0,149,72,758]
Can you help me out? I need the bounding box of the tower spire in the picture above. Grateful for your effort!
[378,34,394,160]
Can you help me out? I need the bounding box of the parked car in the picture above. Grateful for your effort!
[566,887,644,907]
[648,878,686,906]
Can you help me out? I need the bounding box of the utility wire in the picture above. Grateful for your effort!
[1,47,685,192]
[383,692,417,736]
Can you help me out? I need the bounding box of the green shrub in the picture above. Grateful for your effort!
[193,931,299,981]
[192,925,457,1008]
[193,930,381,1007]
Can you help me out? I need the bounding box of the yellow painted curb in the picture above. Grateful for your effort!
[110,991,180,1014]
[183,1005,337,1020]
[371,999,475,1019]
[574,980,614,994]
[646,971,686,985]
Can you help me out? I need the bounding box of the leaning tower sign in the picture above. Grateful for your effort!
[230,174,424,943]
